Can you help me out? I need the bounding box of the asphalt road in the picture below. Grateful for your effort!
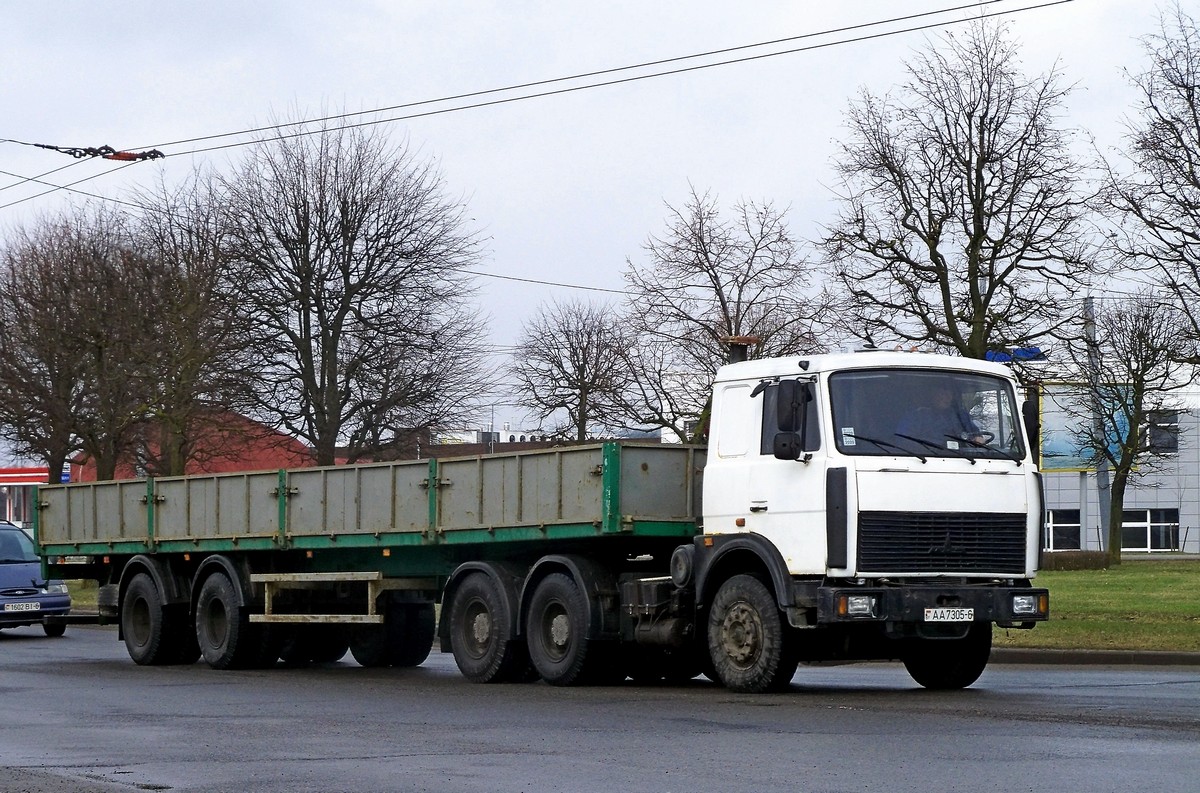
[2,624,1199,793]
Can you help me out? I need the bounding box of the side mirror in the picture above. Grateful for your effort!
[1022,398,1040,464]
[773,431,803,461]
[776,380,804,432]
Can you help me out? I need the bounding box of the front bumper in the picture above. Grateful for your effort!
[817,584,1049,628]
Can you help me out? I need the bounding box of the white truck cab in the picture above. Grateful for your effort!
[683,351,1047,691]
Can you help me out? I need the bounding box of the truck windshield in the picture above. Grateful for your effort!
[829,369,1025,461]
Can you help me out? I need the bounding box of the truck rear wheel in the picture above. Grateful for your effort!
[902,623,992,690]
[707,574,796,693]
[195,572,271,670]
[449,573,530,683]
[525,573,599,686]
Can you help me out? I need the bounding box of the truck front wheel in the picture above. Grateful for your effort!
[902,623,992,690]
[707,574,796,693]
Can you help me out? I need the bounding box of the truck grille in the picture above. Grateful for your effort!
[857,511,1027,574]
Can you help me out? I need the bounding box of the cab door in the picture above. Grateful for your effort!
[743,380,829,575]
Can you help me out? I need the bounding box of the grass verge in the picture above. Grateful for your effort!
[994,559,1200,652]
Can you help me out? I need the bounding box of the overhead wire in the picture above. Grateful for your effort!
[131,0,1029,153]
[0,0,1081,299]
[169,1,1075,158]
[0,0,1070,210]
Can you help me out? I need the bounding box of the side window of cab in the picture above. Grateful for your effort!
[758,382,821,456]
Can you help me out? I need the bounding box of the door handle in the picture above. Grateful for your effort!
[749,504,768,513]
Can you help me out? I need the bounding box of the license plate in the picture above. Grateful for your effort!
[924,607,973,622]
[4,602,41,613]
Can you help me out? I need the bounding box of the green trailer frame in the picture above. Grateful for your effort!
[35,442,706,581]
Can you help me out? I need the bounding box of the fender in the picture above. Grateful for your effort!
[192,554,255,609]
[520,554,620,640]
[119,555,188,607]
[438,560,526,652]
[693,533,796,612]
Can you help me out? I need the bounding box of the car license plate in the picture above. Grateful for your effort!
[4,602,41,612]
[924,607,973,622]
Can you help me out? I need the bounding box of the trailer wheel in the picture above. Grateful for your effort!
[43,622,67,638]
[526,573,599,686]
[390,602,435,667]
[903,623,992,690]
[449,573,530,683]
[349,624,390,668]
[707,574,796,693]
[280,626,349,665]
[121,573,172,665]
[195,572,266,670]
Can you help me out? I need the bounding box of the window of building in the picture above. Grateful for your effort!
[1044,509,1081,551]
[1145,410,1180,454]
[1121,508,1180,552]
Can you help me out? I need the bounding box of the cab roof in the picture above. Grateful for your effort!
[714,351,1017,384]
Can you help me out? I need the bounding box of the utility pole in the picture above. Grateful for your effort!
[1083,297,1112,553]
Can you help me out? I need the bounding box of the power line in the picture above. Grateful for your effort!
[132,0,1028,153]
[171,1,1074,159]
[0,0,1070,209]
[461,269,624,295]
[0,163,144,211]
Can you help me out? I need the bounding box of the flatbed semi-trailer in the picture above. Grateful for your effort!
[36,352,1049,692]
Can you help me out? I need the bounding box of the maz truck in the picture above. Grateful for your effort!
[35,351,1048,693]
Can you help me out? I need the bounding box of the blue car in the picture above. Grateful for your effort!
[0,521,71,636]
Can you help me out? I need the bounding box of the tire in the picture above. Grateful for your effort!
[525,573,598,686]
[168,610,201,665]
[706,574,796,693]
[903,623,992,690]
[389,602,435,667]
[448,573,531,683]
[279,626,349,665]
[43,622,66,638]
[121,573,171,665]
[195,572,265,670]
[349,623,390,668]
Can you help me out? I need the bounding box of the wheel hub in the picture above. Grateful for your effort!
[549,613,571,648]
[720,602,761,665]
[469,610,492,646]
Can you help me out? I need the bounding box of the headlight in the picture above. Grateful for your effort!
[839,594,878,617]
[43,583,69,595]
[1012,593,1038,615]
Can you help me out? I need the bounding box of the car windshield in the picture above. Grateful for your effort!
[0,527,39,563]
[829,368,1026,461]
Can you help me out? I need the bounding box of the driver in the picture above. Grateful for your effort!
[898,382,986,445]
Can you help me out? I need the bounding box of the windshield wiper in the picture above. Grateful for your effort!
[845,433,926,463]
[948,435,1023,466]
[893,432,976,464]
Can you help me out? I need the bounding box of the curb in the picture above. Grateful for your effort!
[992,647,1200,666]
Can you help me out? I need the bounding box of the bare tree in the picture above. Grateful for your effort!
[1063,294,1195,566]
[0,220,88,482]
[221,120,491,465]
[511,299,632,441]
[822,21,1093,359]
[0,207,148,480]
[621,187,826,441]
[1105,3,1200,355]
[128,170,254,476]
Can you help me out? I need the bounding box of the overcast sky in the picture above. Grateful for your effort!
[0,0,1161,437]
